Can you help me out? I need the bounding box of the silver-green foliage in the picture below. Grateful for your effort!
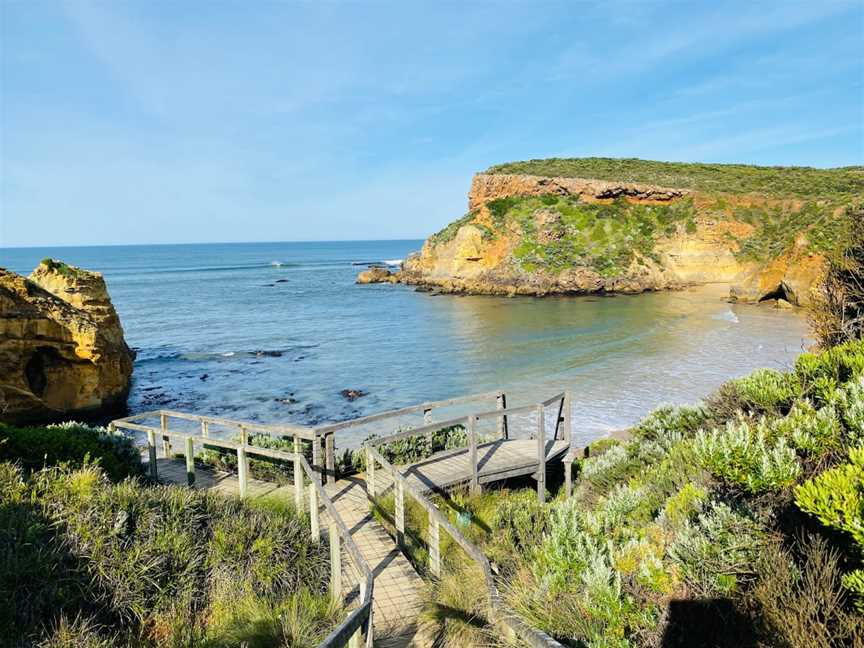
[694,419,801,493]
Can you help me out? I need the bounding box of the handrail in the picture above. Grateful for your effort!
[110,416,373,648]
[314,389,503,434]
[365,443,563,648]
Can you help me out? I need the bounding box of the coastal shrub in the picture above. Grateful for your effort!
[669,502,764,596]
[490,488,549,556]
[794,339,864,403]
[795,447,864,611]
[1,461,334,647]
[693,419,801,493]
[197,432,313,485]
[836,379,864,446]
[754,535,864,648]
[730,368,800,415]
[0,421,142,481]
[354,424,467,472]
[809,205,864,348]
[772,400,843,455]
[632,404,707,442]
[659,483,708,529]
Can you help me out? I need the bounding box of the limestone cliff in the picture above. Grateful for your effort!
[0,260,134,424]
[394,160,861,302]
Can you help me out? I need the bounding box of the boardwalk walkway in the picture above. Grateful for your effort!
[150,458,425,647]
[398,438,569,494]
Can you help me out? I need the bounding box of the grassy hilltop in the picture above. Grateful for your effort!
[486,157,864,199]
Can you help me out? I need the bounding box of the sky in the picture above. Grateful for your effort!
[1,1,863,247]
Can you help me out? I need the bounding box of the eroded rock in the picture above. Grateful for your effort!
[0,260,134,424]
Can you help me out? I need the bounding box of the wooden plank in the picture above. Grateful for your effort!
[329,522,341,604]
[185,437,195,486]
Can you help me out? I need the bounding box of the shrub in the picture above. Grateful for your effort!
[669,502,764,596]
[490,488,549,556]
[772,400,842,455]
[632,405,707,442]
[660,483,708,529]
[835,378,864,446]
[808,205,864,348]
[694,419,801,493]
[0,422,142,481]
[794,339,864,403]
[731,369,801,415]
[754,535,863,648]
[354,424,467,472]
[795,447,864,610]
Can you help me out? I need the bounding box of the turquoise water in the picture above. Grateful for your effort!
[1,241,809,448]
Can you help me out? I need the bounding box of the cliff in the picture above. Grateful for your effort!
[0,260,134,424]
[393,159,862,302]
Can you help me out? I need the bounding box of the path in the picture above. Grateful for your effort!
[150,458,425,647]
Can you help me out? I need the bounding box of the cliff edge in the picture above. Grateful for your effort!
[390,159,861,303]
[0,259,134,424]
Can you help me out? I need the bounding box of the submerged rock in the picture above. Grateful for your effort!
[340,388,367,401]
[0,259,134,424]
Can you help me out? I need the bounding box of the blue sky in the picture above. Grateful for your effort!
[1,1,862,247]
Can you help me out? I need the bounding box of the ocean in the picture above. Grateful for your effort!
[2,240,809,448]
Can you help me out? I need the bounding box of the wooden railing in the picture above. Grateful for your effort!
[365,440,564,648]
[362,391,571,647]
[110,413,373,648]
[365,391,571,503]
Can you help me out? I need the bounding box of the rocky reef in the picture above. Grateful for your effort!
[0,260,134,424]
[381,159,860,303]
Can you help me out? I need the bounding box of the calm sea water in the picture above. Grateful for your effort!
[2,241,809,448]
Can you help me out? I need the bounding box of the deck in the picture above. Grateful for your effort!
[400,438,569,494]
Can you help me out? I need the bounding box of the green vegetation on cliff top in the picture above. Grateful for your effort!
[486,157,864,199]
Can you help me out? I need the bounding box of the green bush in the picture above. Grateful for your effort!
[0,422,142,481]
[669,502,764,596]
[632,405,707,442]
[694,419,801,493]
[354,424,467,472]
[773,400,843,455]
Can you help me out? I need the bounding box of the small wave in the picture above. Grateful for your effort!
[384,259,403,266]
[712,309,740,324]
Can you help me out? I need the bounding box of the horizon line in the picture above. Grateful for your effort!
[0,237,428,251]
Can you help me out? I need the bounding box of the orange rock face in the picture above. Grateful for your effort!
[0,261,134,424]
[400,173,832,303]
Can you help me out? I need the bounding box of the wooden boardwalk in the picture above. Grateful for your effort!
[149,459,425,646]
[398,438,569,494]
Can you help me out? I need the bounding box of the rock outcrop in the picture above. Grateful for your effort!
[0,260,134,424]
[397,166,854,303]
[356,267,398,284]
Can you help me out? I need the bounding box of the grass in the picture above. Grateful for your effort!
[485,157,864,199]
[0,461,338,648]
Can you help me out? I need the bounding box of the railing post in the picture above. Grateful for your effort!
[536,404,546,504]
[354,578,370,647]
[424,408,434,448]
[329,522,341,604]
[395,480,405,547]
[564,389,573,444]
[201,419,209,438]
[147,429,158,479]
[312,435,323,484]
[565,458,573,499]
[237,445,248,498]
[309,482,320,543]
[185,437,195,486]
[325,433,336,483]
[160,413,171,458]
[496,392,508,440]
[293,435,303,512]
[429,513,441,577]
[468,416,479,495]
[366,447,376,498]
